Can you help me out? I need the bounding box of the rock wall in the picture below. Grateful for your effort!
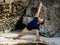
[22,0,60,37]
[0,0,29,33]
[0,0,60,37]
[41,0,60,37]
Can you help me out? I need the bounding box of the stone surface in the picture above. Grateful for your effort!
[23,0,60,37]
[0,32,58,45]
[0,0,29,33]
[0,0,60,37]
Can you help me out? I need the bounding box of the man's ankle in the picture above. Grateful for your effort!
[36,39,40,41]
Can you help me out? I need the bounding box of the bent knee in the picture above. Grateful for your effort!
[32,29,39,33]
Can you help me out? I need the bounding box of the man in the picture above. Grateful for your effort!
[13,2,44,41]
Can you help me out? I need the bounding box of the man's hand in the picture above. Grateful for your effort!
[39,2,43,8]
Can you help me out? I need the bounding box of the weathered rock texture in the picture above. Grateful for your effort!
[0,0,29,33]
[40,0,60,37]
[0,0,60,37]
[22,0,60,37]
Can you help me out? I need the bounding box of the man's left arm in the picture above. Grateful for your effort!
[34,2,43,17]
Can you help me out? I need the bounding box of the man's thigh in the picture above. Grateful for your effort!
[21,28,39,35]
[20,28,30,34]
[28,29,39,34]
[20,28,35,34]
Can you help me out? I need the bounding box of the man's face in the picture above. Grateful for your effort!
[37,18,44,24]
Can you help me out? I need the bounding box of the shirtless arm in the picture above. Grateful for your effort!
[34,2,43,17]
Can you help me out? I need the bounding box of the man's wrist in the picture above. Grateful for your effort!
[39,6,42,7]
[39,2,43,7]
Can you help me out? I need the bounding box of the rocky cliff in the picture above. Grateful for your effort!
[22,0,60,37]
[0,0,29,33]
[0,0,60,37]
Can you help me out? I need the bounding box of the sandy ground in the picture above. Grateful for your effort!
[0,32,60,45]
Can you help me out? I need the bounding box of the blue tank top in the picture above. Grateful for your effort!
[26,17,40,30]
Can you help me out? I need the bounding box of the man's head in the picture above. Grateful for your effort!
[37,17,44,25]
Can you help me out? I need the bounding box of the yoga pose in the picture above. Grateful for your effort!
[13,2,44,41]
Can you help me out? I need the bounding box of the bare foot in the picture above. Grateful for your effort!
[36,39,40,42]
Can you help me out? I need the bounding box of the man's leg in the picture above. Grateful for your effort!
[13,28,29,39]
[13,28,40,41]
[28,29,40,41]
[35,30,40,41]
